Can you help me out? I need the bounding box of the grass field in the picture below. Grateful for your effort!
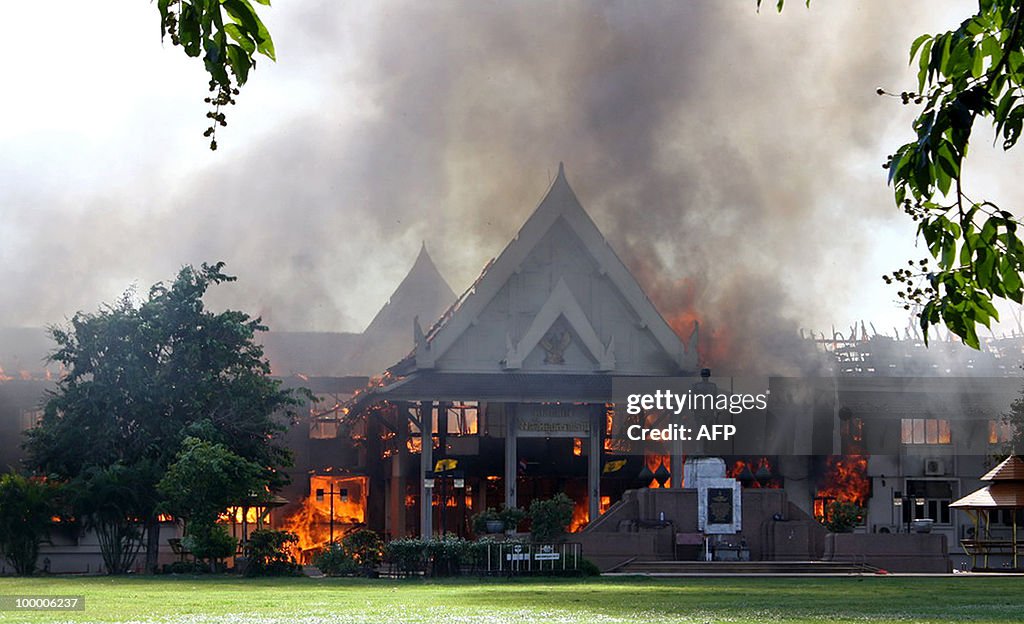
[0,575,1022,623]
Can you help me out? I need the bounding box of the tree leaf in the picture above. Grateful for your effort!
[224,23,256,55]
[226,43,251,85]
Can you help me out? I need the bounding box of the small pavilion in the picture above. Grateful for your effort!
[951,455,1024,569]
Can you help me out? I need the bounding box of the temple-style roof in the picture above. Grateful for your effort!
[391,163,696,378]
[345,164,698,410]
[259,244,455,377]
[347,243,456,375]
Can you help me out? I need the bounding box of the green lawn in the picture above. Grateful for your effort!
[0,575,1022,623]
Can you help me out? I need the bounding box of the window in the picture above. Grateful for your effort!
[901,418,951,444]
[310,419,340,439]
[438,402,479,435]
[904,480,954,525]
[989,420,1015,445]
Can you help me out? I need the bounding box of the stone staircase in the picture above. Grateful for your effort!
[610,559,878,575]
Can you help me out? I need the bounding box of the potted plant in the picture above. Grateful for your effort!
[499,505,526,534]
[472,508,505,534]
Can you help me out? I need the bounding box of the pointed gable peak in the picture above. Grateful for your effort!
[410,240,439,276]
[537,161,581,218]
[363,242,455,336]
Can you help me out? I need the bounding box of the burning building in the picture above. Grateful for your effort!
[4,164,1024,573]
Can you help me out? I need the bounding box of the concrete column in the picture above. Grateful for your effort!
[389,402,409,538]
[419,402,433,538]
[504,404,518,509]
[588,406,601,523]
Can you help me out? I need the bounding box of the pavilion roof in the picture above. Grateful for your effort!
[951,482,1024,509]
[980,455,1024,482]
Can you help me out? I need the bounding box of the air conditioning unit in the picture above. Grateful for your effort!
[924,457,946,476]
[874,524,898,534]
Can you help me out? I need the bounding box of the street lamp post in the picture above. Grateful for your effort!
[315,483,350,544]
[893,490,927,533]
[425,468,465,536]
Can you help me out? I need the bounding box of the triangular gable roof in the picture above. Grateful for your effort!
[504,277,615,371]
[407,163,696,373]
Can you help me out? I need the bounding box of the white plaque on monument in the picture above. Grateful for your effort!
[698,478,742,534]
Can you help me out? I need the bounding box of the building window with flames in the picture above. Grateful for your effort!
[443,402,479,436]
[308,392,354,440]
[900,418,951,445]
[988,420,1015,445]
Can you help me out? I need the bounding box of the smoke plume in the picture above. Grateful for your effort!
[1,1,978,374]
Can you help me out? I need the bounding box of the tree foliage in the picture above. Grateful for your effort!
[527,493,575,543]
[69,463,155,574]
[157,0,276,150]
[25,262,306,573]
[158,437,266,530]
[764,0,1024,349]
[0,473,60,575]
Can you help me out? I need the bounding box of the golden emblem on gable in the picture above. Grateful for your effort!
[540,329,571,364]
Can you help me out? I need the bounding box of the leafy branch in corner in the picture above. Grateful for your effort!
[766,0,1024,349]
[157,0,276,150]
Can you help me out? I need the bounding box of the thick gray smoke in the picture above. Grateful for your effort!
[1,1,978,374]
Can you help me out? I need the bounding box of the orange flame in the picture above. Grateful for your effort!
[813,455,869,520]
[568,497,589,532]
[280,475,368,563]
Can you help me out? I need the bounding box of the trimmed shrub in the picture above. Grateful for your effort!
[313,543,359,576]
[182,524,236,570]
[243,529,302,577]
[0,473,60,576]
[821,500,864,533]
[578,557,601,576]
[342,528,383,574]
[383,538,427,576]
[528,493,574,542]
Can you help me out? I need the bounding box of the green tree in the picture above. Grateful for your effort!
[1001,381,1024,453]
[69,463,156,574]
[157,0,275,150]
[25,262,306,574]
[0,473,60,575]
[158,437,266,531]
[764,0,1024,349]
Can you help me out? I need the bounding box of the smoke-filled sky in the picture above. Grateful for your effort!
[3,1,1020,365]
